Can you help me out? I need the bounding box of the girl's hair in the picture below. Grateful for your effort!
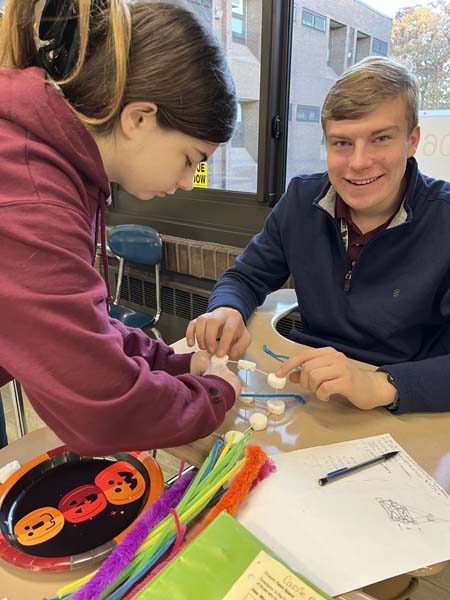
[321,56,419,135]
[0,0,237,142]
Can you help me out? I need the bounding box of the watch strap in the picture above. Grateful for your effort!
[377,369,400,412]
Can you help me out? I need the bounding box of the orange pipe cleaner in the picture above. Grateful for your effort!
[126,445,272,598]
[188,444,268,543]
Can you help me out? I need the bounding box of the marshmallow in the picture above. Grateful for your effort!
[223,430,245,445]
[267,372,287,390]
[237,359,257,371]
[266,398,286,415]
[249,412,268,431]
[210,354,229,366]
[239,393,255,405]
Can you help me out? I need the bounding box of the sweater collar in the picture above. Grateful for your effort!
[316,157,420,228]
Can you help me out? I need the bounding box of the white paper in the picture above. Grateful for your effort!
[238,434,450,596]
[222,550,327,600]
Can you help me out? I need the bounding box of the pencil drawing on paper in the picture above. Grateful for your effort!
[376,498,447,529]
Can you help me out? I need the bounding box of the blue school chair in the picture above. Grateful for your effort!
[108,224,164,341]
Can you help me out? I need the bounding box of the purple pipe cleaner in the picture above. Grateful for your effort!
[126,457,278,599]
[72,470,195,600]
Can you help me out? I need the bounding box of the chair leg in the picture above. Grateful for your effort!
[0,392,7,448]
[8,379,27,438]
[150,327,165,342]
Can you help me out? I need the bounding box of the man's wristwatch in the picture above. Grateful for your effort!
[377,369,400,412]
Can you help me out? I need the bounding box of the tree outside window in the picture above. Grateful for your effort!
[390,0,450,181]
[391,1,450,110]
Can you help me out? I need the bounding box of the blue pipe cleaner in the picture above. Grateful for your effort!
[104,537,174,600]
[201,438,223,480]
[240,392,306,404]
[262,344,290,361]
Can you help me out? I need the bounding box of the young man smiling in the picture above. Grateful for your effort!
[187,56,450,414]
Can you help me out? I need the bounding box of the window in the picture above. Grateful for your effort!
[355,31,370,63]
[302,8,326,32]
[111,0,270,247]
[232,0,246,42]
[231,102,244,147]
[297,105,320,122]
[109,1,450,247]
[372,38,388,56]
[328,20,346,74]
[390,3,450,180]
[287,2,395,179]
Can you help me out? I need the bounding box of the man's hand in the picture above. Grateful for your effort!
[186,307,251,359]
[190,350,242,400]
[275,347,397,410]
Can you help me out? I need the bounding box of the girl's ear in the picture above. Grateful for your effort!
[119,102,159,139]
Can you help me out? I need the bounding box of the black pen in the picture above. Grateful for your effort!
[318,450,399,486]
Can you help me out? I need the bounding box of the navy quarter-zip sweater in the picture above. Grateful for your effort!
[208,158,450,414]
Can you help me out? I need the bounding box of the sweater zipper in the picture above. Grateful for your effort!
[343,224,401,293]
[344,268,353,292]
[336,214,407,293]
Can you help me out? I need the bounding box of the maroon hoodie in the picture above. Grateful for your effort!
[0,68,234,455]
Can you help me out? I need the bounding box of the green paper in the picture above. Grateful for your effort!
[134,512,332,600]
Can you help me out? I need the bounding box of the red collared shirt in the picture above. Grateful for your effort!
[335,195,394,265]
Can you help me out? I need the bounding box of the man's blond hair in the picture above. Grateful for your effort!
[321,56,420,134]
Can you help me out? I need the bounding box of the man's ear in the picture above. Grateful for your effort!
[407,125,421,157]
[119,102,158,140]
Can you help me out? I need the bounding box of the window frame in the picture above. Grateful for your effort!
[109,0,295,247]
